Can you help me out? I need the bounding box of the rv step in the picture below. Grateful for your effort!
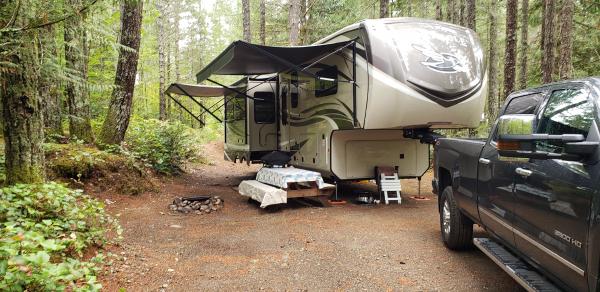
[473,238,560,292]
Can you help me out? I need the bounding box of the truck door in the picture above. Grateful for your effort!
[478,92,544,247]
[512,87,595,291]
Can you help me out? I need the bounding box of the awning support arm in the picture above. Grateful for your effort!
[173,83,223,123]
[207,78,262,102]
[166,93,205,126]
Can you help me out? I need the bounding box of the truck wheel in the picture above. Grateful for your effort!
[440,186,473,250]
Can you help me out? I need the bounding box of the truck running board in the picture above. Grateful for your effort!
[473,238,561,292]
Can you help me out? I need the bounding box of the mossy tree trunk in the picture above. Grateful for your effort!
[557,0,573,80]
[259,0,266,45]
[503,0,518,100]
[40,25,63,136]
[541,0,555,84]
[156,0,167,120]
[289,0,301,45]
[518,0,529,89]
[242,0,251,42]
[99,0,143,145]
[0,2,46,185]
[487,0,500,124]
[64,0,94,143]
[380,0,389,18]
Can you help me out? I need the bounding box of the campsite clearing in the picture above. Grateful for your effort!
[97,142,522,291]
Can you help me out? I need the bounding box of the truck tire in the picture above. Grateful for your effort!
[440,186,473,250]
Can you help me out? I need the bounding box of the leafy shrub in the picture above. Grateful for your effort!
[126,119,204,174]
[0,183,120,291]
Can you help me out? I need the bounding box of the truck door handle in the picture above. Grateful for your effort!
[515,168,532,177]
[479,158,490,165]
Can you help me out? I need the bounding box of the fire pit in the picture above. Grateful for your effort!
[169,195,224,215]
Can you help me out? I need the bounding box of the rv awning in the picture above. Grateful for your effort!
[165,83,244,97]
[195,40,355,83]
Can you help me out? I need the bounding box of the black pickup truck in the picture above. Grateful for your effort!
[433,77,600,291]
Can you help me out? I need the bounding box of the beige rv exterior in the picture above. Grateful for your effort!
[223,18,487,180]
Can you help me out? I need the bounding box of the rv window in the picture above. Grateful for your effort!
[254,91,275,124]
[315,65,338,97]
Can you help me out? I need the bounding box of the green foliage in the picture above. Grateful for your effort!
[0,183,120,291]
[126,119,207,174]
[45,142,153,195]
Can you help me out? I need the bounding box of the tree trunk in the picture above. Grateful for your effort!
[173,1,181,82]
[157,0,167,120]
[99,0,143,146]
[0,4,45,184]
[39,25,63,136]
[552,0,562,79]
[541,0,555,84]
[166,41,171,118]
[436,0,443,20]
[259,0,266,45]
[446,0,452,22]
[420,0,429,18]
[518,0,529,89]
[557,0,573,80]
[289,0,301,45]
[488,0,500,124]
[466,0,475,29]
[459,0,466,26]
[64,0,94,143]
[380,0,389,18]
[242,0,251,42]
[503,0,518,101]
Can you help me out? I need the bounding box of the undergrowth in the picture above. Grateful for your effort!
[0,183,121,291]
[126,119,208,174]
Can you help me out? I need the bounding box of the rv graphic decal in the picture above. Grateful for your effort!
[289,98,353,129]
[412,44,466,73]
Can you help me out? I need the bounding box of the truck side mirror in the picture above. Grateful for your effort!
[496,114,597,161]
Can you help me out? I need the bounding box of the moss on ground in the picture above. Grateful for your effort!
[45,143,155,195]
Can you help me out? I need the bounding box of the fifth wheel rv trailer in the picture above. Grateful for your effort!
[168,17,487,182]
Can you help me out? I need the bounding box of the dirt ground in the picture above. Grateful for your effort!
[97,142,523,291]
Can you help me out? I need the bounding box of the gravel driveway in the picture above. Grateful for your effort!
[99,142,524,291]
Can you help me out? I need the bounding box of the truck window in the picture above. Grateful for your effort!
[536,88,595,153]
[503,93,543,115]
[492,93,544,142]
[254,91,275,124]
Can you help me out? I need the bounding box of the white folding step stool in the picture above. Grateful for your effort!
[379,173,402,204]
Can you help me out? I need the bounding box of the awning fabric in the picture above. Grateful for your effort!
[165,83,244,97]
[195,40,354,83]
